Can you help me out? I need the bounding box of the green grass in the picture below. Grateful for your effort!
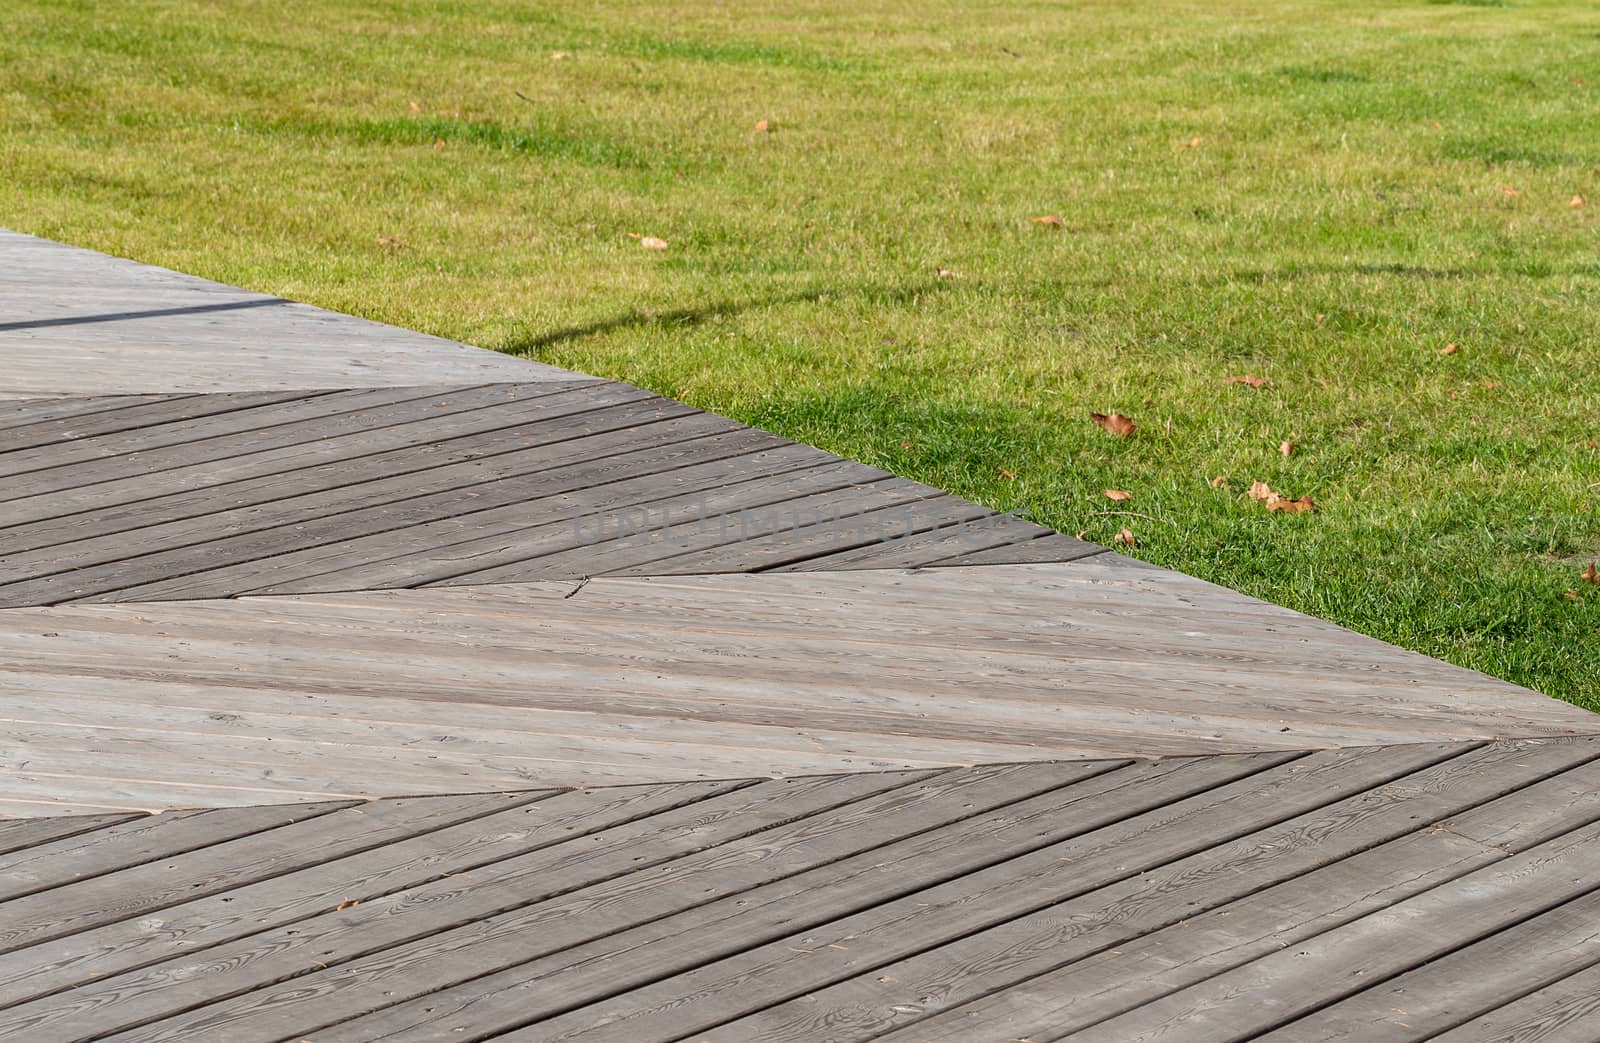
[2,0,1597,706]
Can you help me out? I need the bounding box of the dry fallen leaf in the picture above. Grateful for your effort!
[1572,194,1586,209]
[1210,476,1229,490]
[753,118,770,133]
[375,235,404,248]
[1076,528,1089,539]
[550,51,570,60]
[1503,186,1519,197]
[626,233,670,250]
[1566,589,1580,601]
[1478,380,1500,390]
[1582,563,1599,585]
[936,266,956,278]
[1114,528,1136,547]
[1279,440,1295,457]
[1031,215,1065,228]
[1428,120,1443,129]
[1248,480,1276,502]
[1440,342,1458,356]
[1104,489,1132,501]
[336,898,359,910]
[408,100,422,113]
[1090,411,1136,437]
[1177,136,1201,150]
[1266,494,1317,513]
[1225,374,1269,389]
[1000,468,1017,479]
[433,139,446,150]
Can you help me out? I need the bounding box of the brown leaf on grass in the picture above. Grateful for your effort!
[1440,342,1458,356]
[1502,186,1519,197]
[1248,480,1276,502]
[753,118,770,133]
[1031,215,1065,228]
[1478,380,1500,390]
[1210,475,1229,489]
[1279,440,1295,457]
[375,235,404,248]
[627,233,669,250]
[936,267,956,278]
[1114,528,1136,547]
[1176,136,1201,150]
[1076,528,1090,540]
[1000,468,1017,479]
[1582,563,1599,585]
[1225,374,1269,389]
[1565,589,1580,601]
[1266,494,1317,513]
[550,51,571,60]
[1104,489,1132,501]
[408,100,422,113]
[1428,121,1443,129]
[433,139,446,150]
[1090,412,1136,437]
[1572,194,1586,209]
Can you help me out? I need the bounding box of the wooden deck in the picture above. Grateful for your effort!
[2,230,1598,1040]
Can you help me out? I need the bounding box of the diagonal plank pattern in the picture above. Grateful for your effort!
[3,229,1600,1042]
[0,385,1094,607]
[0,740,1597,1041]
[0,560,1589,812]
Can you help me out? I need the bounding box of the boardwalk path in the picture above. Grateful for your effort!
[1,230,1596,1041]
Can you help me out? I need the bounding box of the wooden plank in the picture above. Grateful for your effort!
[604,490,994,576]
[289,754,1288,1043]
[429,468,925,588]
[490,743,1453,1043]
[0,394,198,434]
[886,736,1600,1042]
[0,385,454,479]
[714,738,1598,1043]
[0,398,706,586]
[0,790,554,957]
[0,430,811,605]
[772,511,1054,571]
[1037,802,1600,1040]
[11,771,928,1042]
[0,230,576,396]
[924,531,1108,566]
[0,380,609,522]
[0,384,673,556]
[1264,888,1600,1041]
[0,787,748,1017]
[0,812,147,857]
[99,440,852,601]
[0,389,354,454]
[0,781,745,1014]
[1427,961,1600,1043]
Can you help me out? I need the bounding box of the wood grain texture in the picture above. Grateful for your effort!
[0,743,1591,1042]
[0,560,1589,810]
[0,229,579,395]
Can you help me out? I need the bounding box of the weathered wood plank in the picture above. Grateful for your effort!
[0,381,608,524]
[1426,961,1600,1043]
[886,736,1600,1042]
[0,812,147,856]
[0,393,198,435]
[17,771,928,1041]
[0,384,673,557]
[606,490,994,576]
[292,754,1289,1043]
[497,743,1454,1043]
[711,738,1595,1043]
[0,398,706,586]
[772,511,1054,571]
[1264,888,1600,1041]
[925,531,1108,566]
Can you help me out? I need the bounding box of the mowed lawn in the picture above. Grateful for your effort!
[2,0,1597,705]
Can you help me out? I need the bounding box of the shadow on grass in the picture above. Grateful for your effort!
[504,280,948,353]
